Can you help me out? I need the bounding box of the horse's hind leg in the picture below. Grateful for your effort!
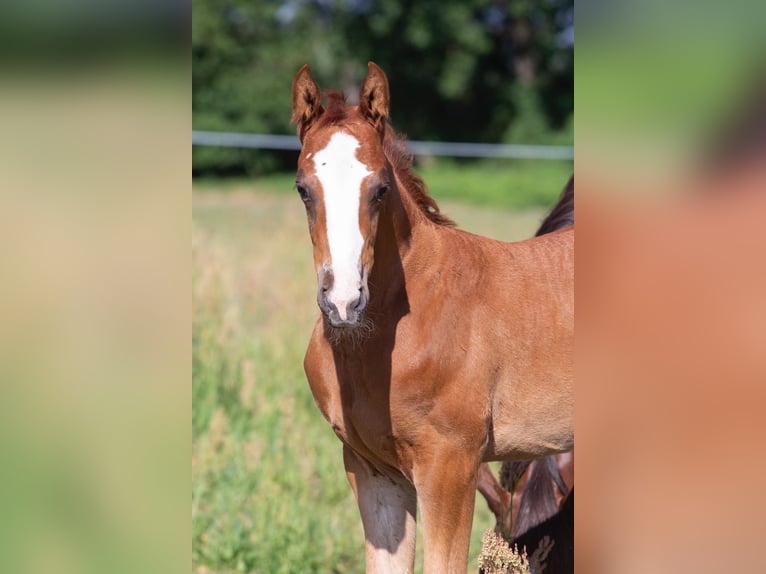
[343,446,417,574]
[476,462,511,537]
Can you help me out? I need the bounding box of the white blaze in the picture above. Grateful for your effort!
[313,132,371,319]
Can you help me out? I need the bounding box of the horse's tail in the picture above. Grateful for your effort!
[535,175,574,237]
[514,488,574,574]
[501,459,532,493]
[511,456,564,539]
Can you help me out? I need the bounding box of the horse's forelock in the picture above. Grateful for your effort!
[311,91,349,131]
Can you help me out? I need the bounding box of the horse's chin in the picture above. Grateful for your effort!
[323,314,374,347]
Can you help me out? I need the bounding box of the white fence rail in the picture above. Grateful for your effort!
[192,130,573,161]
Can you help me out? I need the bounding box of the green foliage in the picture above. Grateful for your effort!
[192,0,573,176]
[338,0,572,143]
[192,0,319,175]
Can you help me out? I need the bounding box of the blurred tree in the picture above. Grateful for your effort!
[192,0,326,175]
[192,0,573,176]
[337,0,573,142]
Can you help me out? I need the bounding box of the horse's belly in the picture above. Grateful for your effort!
[486,378,574,461]
[485,425,573,461]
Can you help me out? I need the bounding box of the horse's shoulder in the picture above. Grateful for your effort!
[303,320,340,415]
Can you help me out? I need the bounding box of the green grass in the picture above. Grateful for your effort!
[192,185,551,573]
[193,158,572,210]
[417,159,572,209]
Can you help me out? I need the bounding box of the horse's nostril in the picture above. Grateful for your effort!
[353,290,367,311]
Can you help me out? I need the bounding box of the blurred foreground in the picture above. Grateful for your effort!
[576,4,766,572]
[0,7,188,569]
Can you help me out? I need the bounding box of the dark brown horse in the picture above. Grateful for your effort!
[514,488,574,574]
[292,62,573,573]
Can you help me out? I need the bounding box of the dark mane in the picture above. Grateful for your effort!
[535,175,574,237]
[382,126,456,227]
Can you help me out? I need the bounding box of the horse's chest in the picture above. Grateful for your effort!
[343,393,404,466]
[308,370,407,470]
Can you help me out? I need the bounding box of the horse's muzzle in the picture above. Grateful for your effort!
[316,266,370,328]
[318,286,367,327]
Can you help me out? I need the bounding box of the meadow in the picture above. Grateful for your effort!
[192,161,571,573]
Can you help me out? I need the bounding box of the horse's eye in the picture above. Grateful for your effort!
[374,185,389,202]
[296,184,311,202]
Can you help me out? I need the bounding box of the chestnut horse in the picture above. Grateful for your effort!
[506,176,574,544]
[478,177,575,544]
[292,62,573,573]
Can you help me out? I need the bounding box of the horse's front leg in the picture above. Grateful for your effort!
[414,447,481,574]
[343,445,418,574]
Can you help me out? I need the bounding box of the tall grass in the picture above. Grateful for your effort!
[192,183,554,573]
[193,193,360,573]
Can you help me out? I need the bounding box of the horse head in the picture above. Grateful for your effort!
[291,62,393,329]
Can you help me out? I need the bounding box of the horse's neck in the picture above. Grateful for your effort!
[367,169,438,306]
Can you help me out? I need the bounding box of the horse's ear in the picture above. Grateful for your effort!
[292,65,324,141]
[359,62,390,131]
